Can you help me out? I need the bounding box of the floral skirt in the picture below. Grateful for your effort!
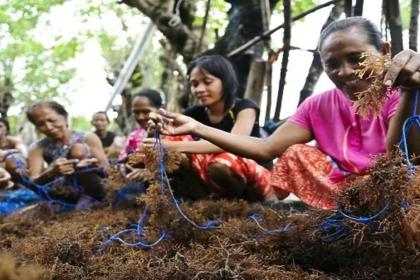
[190,152,273,201]
[270,144,352,209]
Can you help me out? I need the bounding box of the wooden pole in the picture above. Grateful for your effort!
[244,60,266,107]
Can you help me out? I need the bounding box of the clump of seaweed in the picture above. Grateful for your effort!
[1,144,420,279]
[0,253,45,280]
[354,52,391,117]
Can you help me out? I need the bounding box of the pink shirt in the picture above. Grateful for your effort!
[118,127,148,160]
[289,88,400,176]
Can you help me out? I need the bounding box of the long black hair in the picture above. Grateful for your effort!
[187,55,238,112]
[132,88,163,108]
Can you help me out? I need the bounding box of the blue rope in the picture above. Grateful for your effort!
[102,130,221,250]
[247,213,292,240]
[5,151,104,212]
[337,203,389,223]
[400,89,420,175]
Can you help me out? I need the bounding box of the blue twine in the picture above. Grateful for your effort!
[337,203,389,223]
[319,213,348,241]
[0,188,39,216]
[247,213,292,241]
[319,203,390,242]
[102,130,221,250]
[5,151,104,212]
[400,89,420,176]
[153,129,220,229]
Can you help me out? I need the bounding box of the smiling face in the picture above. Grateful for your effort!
[131,96,155,128]
[320,27,386,99]
[31,106,69,140]
[189,67,224,108]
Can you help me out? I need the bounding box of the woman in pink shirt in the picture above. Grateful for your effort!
[150,17,420,209]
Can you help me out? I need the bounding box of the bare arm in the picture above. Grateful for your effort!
[27,145,72,184]
[9,137,27,157]
[150,110,313,162]
[84,132,108,167]
[196,120,313,161]
[164,108,259,154]
[384,50,420,157]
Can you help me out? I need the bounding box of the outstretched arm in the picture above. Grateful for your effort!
[384,49,420,158]
[150,110,313,162]
[161,108,260,154]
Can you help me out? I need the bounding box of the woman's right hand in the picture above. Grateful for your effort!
[50,157,78,176]
[148,109,199,136]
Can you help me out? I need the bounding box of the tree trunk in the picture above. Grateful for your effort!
[344,0,353,17]
[207,0,280,98]
[273,0,291,122]
[353,0,364,16]
[298,2,344,105]
[244,60,266,106]
[409,0,419,51]
[120,0,198,62]
[260,0,272,121]
[383,0,404,56]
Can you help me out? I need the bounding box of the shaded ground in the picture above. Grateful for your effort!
[0,154,419,280]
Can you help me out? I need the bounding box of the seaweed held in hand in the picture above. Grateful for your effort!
[354,52,391,117]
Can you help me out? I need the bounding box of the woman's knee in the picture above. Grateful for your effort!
[68,143,89,160]
[207,162,245,185]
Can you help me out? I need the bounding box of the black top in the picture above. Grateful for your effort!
[37,131,86,164]
[183,98,261,138]
[95,131,116,148]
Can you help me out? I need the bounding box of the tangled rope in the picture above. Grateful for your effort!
[4,151,104,213]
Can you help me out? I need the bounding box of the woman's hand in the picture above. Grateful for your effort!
[148,109,199,136]
[125,164,148,182]
[76,158,98,169]
[50,157,78,176]
[384,49,420,90]
[0,167,12,189]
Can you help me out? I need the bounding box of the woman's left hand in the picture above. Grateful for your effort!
[76,158,98,169]
[384,49,420,90]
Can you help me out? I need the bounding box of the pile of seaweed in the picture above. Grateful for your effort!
[0,151,419,280]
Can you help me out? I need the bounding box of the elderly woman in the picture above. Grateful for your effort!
[26,101,108,205]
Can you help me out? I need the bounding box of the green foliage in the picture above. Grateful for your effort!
[273,0,316,18]
[192,0,229,46]
[71,116,92,132]
[400,0,412,30]
[0,0,80,113]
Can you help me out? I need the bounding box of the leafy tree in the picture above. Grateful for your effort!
[0,0,81,116]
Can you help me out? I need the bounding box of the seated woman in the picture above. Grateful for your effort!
[152,55,273,201]
[119,88,163,163]
[150,17,420,209]
[119,88,167,182]
[91,111,119,158]
[26,101,108,204]
[0,117,28,188]
[0,118,27,155]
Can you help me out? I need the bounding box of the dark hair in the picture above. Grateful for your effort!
[92,111,110,123]
[27,101,69,125]
[132,88,163,108]
[318,17,384,52]
[0,118,10,133]
[187,55,238,112]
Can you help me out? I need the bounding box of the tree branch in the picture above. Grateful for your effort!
[227,0,343,58]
